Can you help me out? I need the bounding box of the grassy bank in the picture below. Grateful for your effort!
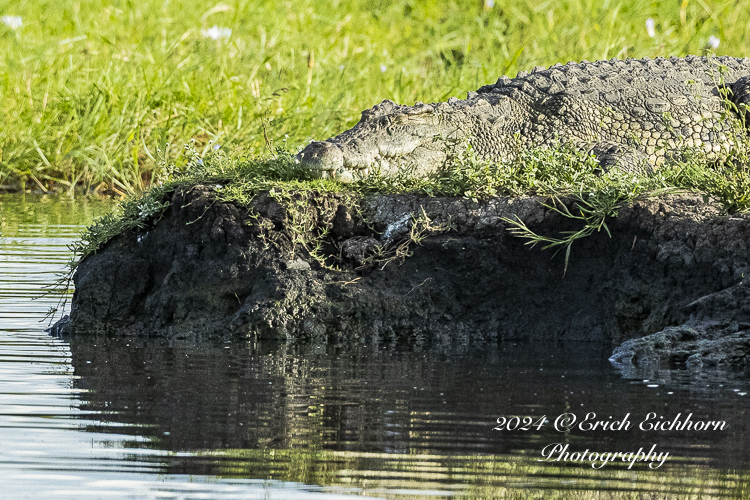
[67,137,750,280]
[1,0,750,193]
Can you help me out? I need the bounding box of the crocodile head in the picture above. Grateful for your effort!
[296,99,450,181]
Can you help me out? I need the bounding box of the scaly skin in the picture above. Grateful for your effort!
[296,55,750,180]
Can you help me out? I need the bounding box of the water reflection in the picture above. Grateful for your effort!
[64,337,750,483]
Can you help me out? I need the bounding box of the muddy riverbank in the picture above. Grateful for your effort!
[53,185,750,368]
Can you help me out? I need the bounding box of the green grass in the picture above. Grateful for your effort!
[2,0,750,193]
[64,135,750,278]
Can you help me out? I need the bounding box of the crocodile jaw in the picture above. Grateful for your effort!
[295,139,437,181]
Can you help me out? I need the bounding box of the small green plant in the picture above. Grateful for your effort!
[503,194,619,276]
[68,184,172,264]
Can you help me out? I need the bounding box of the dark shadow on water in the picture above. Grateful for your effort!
[61,335,750,474]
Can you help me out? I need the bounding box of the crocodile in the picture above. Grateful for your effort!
[296,55,750,180]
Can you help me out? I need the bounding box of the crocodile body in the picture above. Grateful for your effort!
[296,56,750,180]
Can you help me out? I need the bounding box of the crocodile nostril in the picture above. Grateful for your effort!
[303,141,336,156]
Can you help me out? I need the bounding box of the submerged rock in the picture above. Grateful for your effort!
[53,185,750,368]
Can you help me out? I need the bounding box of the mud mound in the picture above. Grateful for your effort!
[53,185,750,367]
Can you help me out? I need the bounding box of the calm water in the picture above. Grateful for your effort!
[2,193,750,499]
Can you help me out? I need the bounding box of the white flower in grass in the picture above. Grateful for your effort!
[202,25,231,41]
[213,144,221,150]
[645,18,655,38]
[708,35,720,50]
[380,64,387,73]
[1,16,22,30]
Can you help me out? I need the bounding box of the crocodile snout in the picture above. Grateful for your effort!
[296,141,348,177]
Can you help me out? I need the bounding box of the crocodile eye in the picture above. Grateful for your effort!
[378,116,390,127]
[406,105,434,116]
[391,114,409,126]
